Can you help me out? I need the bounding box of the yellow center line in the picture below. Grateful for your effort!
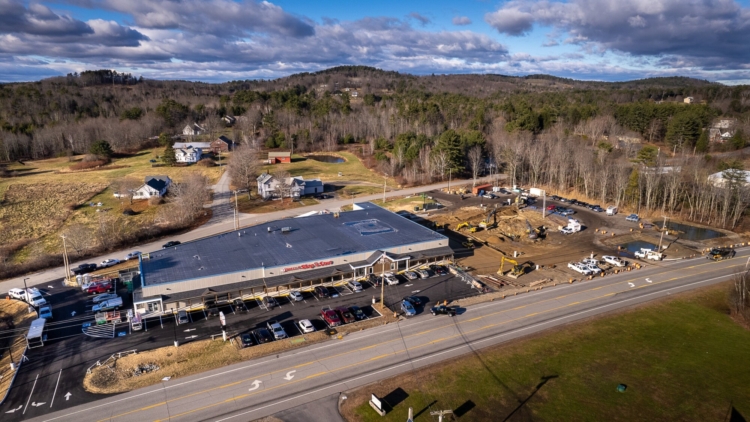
[101,258,737,422]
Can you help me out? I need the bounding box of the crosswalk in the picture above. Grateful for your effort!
[82,323,115,339]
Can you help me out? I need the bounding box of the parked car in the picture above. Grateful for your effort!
[205,305,220,317]
[267,320,288,340]
[232,298,248,312]
[240,333,254,348]
[336,307,356,324]
[587,204,601,210]
[581,258,599,266]
[346,280,363,292]
[314,286,329,298]
[546,204,557,211]
[430,305,456,317]
[415,269,431,279]
[602,256,626,267]
[567,262,592,275]
[586,264,602,275]
[403,271,419,280]
[38,306,53,320]
[87,282,112,295]
[591,206,604,213]
[560,208,576,216]
[290,290,304,302]
[560,227,575,235]
[401,300,417,316]
[252,328,273,344]
[403,296,422,306]
[298,319,315,333]
[92,293,118,304]
[262,296,278,309]
[124,251,142,261]
[98,258,120,268]
[92,297,123,312]
[558,197,570,203]
[71,263,97,275]
[321,307,341,327]
[162,240,181,248]
[383,272,399,285]
[606,205,618,216]
[177,310,189,324]
[483,193,495,199]
[349,306,367,320]
[625,214,640,222]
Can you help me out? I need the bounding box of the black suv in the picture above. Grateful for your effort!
[71,263,97,275]
[252,328,273,344]
[162,240,181,248]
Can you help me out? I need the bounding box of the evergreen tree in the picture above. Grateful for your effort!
[89,140,113,158]
[162,144,176,166]
[731,129,746,150]
[695,129,709,153]
[435,129,464,173]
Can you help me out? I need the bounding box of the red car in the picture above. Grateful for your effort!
[336,307,355,324]
[546,204,556,211]
[321,308,341,327]
[87,283,112,295]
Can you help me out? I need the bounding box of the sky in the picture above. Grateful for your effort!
[1,0,749,84]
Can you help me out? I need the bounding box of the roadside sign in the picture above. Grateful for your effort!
[219,311,226,326]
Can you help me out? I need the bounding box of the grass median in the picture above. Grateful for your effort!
[341,283,750,421]
[0,300,37,401]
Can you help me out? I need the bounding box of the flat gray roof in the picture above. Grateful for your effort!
[142,202,447,287]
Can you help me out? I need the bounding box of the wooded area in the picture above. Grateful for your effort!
[1,66,750,228]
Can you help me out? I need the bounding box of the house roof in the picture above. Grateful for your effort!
[145,177,169,192]
[268,151,291,158]
[214,136,234,145]
[257,173,274,184]
[141,202,449,287]
[174,142,211,149]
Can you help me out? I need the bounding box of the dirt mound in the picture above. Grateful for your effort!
[486,235,503,244]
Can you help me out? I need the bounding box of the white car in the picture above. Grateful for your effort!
[403,271,418,280]
[560,227,575,235]
[99,258,120,268]
[568,262,592,275]
[8,287,26,300]
[124,251,142,261]
[8,287,46,307]
[586,264,602,275]
[267,320,288,340]
[602,255,626,267]
[581,258,599,266]
[92,293,118,304]
[384,272,399,285]
[346,280,363,292]
[289,290,304,302]
[297,319,315,333]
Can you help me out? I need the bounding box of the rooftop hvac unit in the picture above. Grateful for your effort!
[281,227,291,233]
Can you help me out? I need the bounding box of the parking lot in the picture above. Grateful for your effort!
[1,270,478,420]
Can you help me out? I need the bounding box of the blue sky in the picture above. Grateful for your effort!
[1,0,749,84]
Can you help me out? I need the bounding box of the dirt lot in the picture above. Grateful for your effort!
[0,300,37,401]
[84,307,397,394]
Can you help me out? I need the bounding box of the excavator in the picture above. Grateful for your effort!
[526,220,538,240]
[456,221,478,233]
[498,256,532,279]
[479,207,498,230]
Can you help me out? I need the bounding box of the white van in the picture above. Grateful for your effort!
[606,206,618,216]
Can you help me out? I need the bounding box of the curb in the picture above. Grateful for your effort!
[0,346,27,406]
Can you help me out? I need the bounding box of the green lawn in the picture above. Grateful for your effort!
[260,152,394,184]
[348,285,750,421]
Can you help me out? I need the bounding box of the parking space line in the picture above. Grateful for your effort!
[23,373,39,415]
[50,369,62,408]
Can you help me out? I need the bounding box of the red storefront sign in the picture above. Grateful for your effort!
[282,260,334,273]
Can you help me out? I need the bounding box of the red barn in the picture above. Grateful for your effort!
[268,151,291,164]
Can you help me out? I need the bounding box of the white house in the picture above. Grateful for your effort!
[175,146,202,163]
[173,142,212,150]
[256,173,324,199]
[183,123,206,136]
[684,97,694,104]
[133,176,172,199]
[708,170,750,188]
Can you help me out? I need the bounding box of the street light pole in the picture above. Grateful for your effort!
[60,235,70,284]
[382,176,386,204]
[658,215,668,251]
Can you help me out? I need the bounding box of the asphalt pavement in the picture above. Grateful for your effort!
[0,179,472,294]
[8,248,746,422]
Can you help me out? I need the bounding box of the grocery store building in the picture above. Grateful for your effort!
[133,202,452,315]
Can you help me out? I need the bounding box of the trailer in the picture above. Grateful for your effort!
[26,318,46,348]
[471,184,492,195]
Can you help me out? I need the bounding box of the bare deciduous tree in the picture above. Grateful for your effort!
[167,174,210,226]
[227,144,260,196]
[272,169,293,202]
[467,145,484,187]
[62,223,94,256]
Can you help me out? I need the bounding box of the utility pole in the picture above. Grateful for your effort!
[60,235,70,284]
[658,215,668,251]
[380,257,385,307]
[448,168,451,193]
[234,190,239,230]
[430,409,453,422]
[542,190,546,219]
[382,176,387,204]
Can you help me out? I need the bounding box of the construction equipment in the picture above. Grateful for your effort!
[707,247,735,261]
[462,240,475,249]
[526,220,538,240]
[497,256,518,275]
[456,222,479,233]
[479,207,498,230]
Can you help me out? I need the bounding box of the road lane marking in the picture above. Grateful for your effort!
[55,257,744,422]
[282,371,296,381]
[23,373,39,415]
[50,369,62,408]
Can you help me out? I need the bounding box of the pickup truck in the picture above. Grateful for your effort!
[8,288,47,307]
[634,248,663,261]
[430,305,456,317]
[93,297,123,312]
[266,320,288,340]
[321,307,341,327]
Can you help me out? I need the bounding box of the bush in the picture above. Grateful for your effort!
[148,196,163,206]
[70,159,108,170]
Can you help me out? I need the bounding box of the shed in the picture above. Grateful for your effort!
[268,151,291,164]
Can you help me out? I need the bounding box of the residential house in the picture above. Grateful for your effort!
[183,123,206,136]
[210,136,235,153]
[173,142,212,150]
[709,128,723,143]
[351,91,359,98]
[222,116,236,126]
[708,170,750,188]
[175,146,202,163]
[267,151,291,164]
[114,176,172,199]
[256,173,324,199]
[684,97,694,104]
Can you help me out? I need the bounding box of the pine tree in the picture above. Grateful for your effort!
[162,144,176,166]
[695,129,709,153]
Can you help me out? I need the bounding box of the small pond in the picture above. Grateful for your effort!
[618,240,658,256]
[308,155,345,163]
[655,221,725,241]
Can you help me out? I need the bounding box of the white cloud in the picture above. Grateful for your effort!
[452,16,472,26]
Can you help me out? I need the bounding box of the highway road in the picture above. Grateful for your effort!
[0,178,472,293]
[14,249,747,422]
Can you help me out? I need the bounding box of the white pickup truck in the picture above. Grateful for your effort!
[92,297,123,312]
[8,287,47,307]
[634,248,663,261]
[267,320,288,340]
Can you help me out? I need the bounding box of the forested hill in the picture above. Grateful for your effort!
[0,66,746,164]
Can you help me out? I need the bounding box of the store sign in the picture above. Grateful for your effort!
[282,260,333,273]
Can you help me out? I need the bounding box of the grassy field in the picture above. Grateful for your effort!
[372,195,437,212]
[342,284,750,422]
[236,195,319,214]
[259,151,391,184]
[0,150,222,263]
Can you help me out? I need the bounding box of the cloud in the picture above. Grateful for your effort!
[485,0,750,69]
[0,0,92,36]
[484,5,535,36]
[408,12,430,25]
[452,16,472,26]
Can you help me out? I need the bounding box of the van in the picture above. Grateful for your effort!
[346,280,363,292]
[177,310,189,324]
[606,206,618,216]
[92,297,123,312]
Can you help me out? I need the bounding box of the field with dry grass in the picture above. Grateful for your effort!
[0,300,37,401]
[84,308,397,394]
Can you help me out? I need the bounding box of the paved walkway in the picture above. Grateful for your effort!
[204,169,232,226]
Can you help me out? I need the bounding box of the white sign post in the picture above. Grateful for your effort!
[369,393,386,416]
[219,311,227,341]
